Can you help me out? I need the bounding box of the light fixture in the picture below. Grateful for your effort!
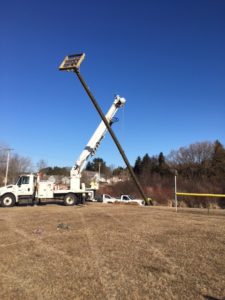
[59,53,85,71]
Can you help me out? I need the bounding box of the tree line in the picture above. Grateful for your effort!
[109,140,225,207]
[1,140,225,207]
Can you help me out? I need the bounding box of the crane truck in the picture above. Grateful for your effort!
[0,96,126,207]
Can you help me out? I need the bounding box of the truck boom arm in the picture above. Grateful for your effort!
[71,95,126,178]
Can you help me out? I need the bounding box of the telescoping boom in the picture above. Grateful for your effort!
[70,95,126,190]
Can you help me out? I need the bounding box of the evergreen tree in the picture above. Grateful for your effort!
[113,166,124,176]
[40,166,69,176]
[85,157,111,178]
[86,161,93,171]
[158,152,170,177]
[158,152,165,167]
[211,140,225,178]
[141,154,152,177]
[133,156,142,176]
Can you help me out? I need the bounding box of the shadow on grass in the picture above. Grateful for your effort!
[203,295,225,300]
[17,200,64,207]
[16,200,89,208]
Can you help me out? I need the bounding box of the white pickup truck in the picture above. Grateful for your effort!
[102,194,145,206]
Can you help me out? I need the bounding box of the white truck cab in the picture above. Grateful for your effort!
[0,174,37,207]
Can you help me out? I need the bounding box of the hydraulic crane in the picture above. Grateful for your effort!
[70,95,126,191]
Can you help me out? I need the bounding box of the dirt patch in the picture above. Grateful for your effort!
[0,204,224,299]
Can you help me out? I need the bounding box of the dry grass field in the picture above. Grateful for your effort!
[0,203,224,300]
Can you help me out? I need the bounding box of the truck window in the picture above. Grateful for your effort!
[17,176,30,185]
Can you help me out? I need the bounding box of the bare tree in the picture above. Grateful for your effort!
[36,159,48,172]
[8,154,33,183]
[168,141,214,166]
[0,144,33,185]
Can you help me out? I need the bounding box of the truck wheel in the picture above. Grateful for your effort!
[1,194,16,207]
[64,193,77,206]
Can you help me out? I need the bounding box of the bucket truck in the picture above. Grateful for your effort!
[0,96,126,207]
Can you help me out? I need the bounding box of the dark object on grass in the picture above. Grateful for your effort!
[57,223,69,230]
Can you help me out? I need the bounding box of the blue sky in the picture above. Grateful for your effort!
[0,0,225,168]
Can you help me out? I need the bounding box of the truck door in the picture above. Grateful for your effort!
[17,175,34,197]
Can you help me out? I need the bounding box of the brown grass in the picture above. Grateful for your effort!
[0,203,225,300]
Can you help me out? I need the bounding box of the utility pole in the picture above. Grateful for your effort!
[5,148,13,186]
[0,147,13,186]
[174,170,178,212]
[59,53,152,204]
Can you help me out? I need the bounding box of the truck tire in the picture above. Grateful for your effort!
[64,193,77,206]
[1,194,16,207]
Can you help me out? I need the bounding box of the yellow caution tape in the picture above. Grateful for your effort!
[176,192,225,198]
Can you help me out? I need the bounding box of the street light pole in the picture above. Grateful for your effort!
[59,53,151,204]
[74,69,150,204]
